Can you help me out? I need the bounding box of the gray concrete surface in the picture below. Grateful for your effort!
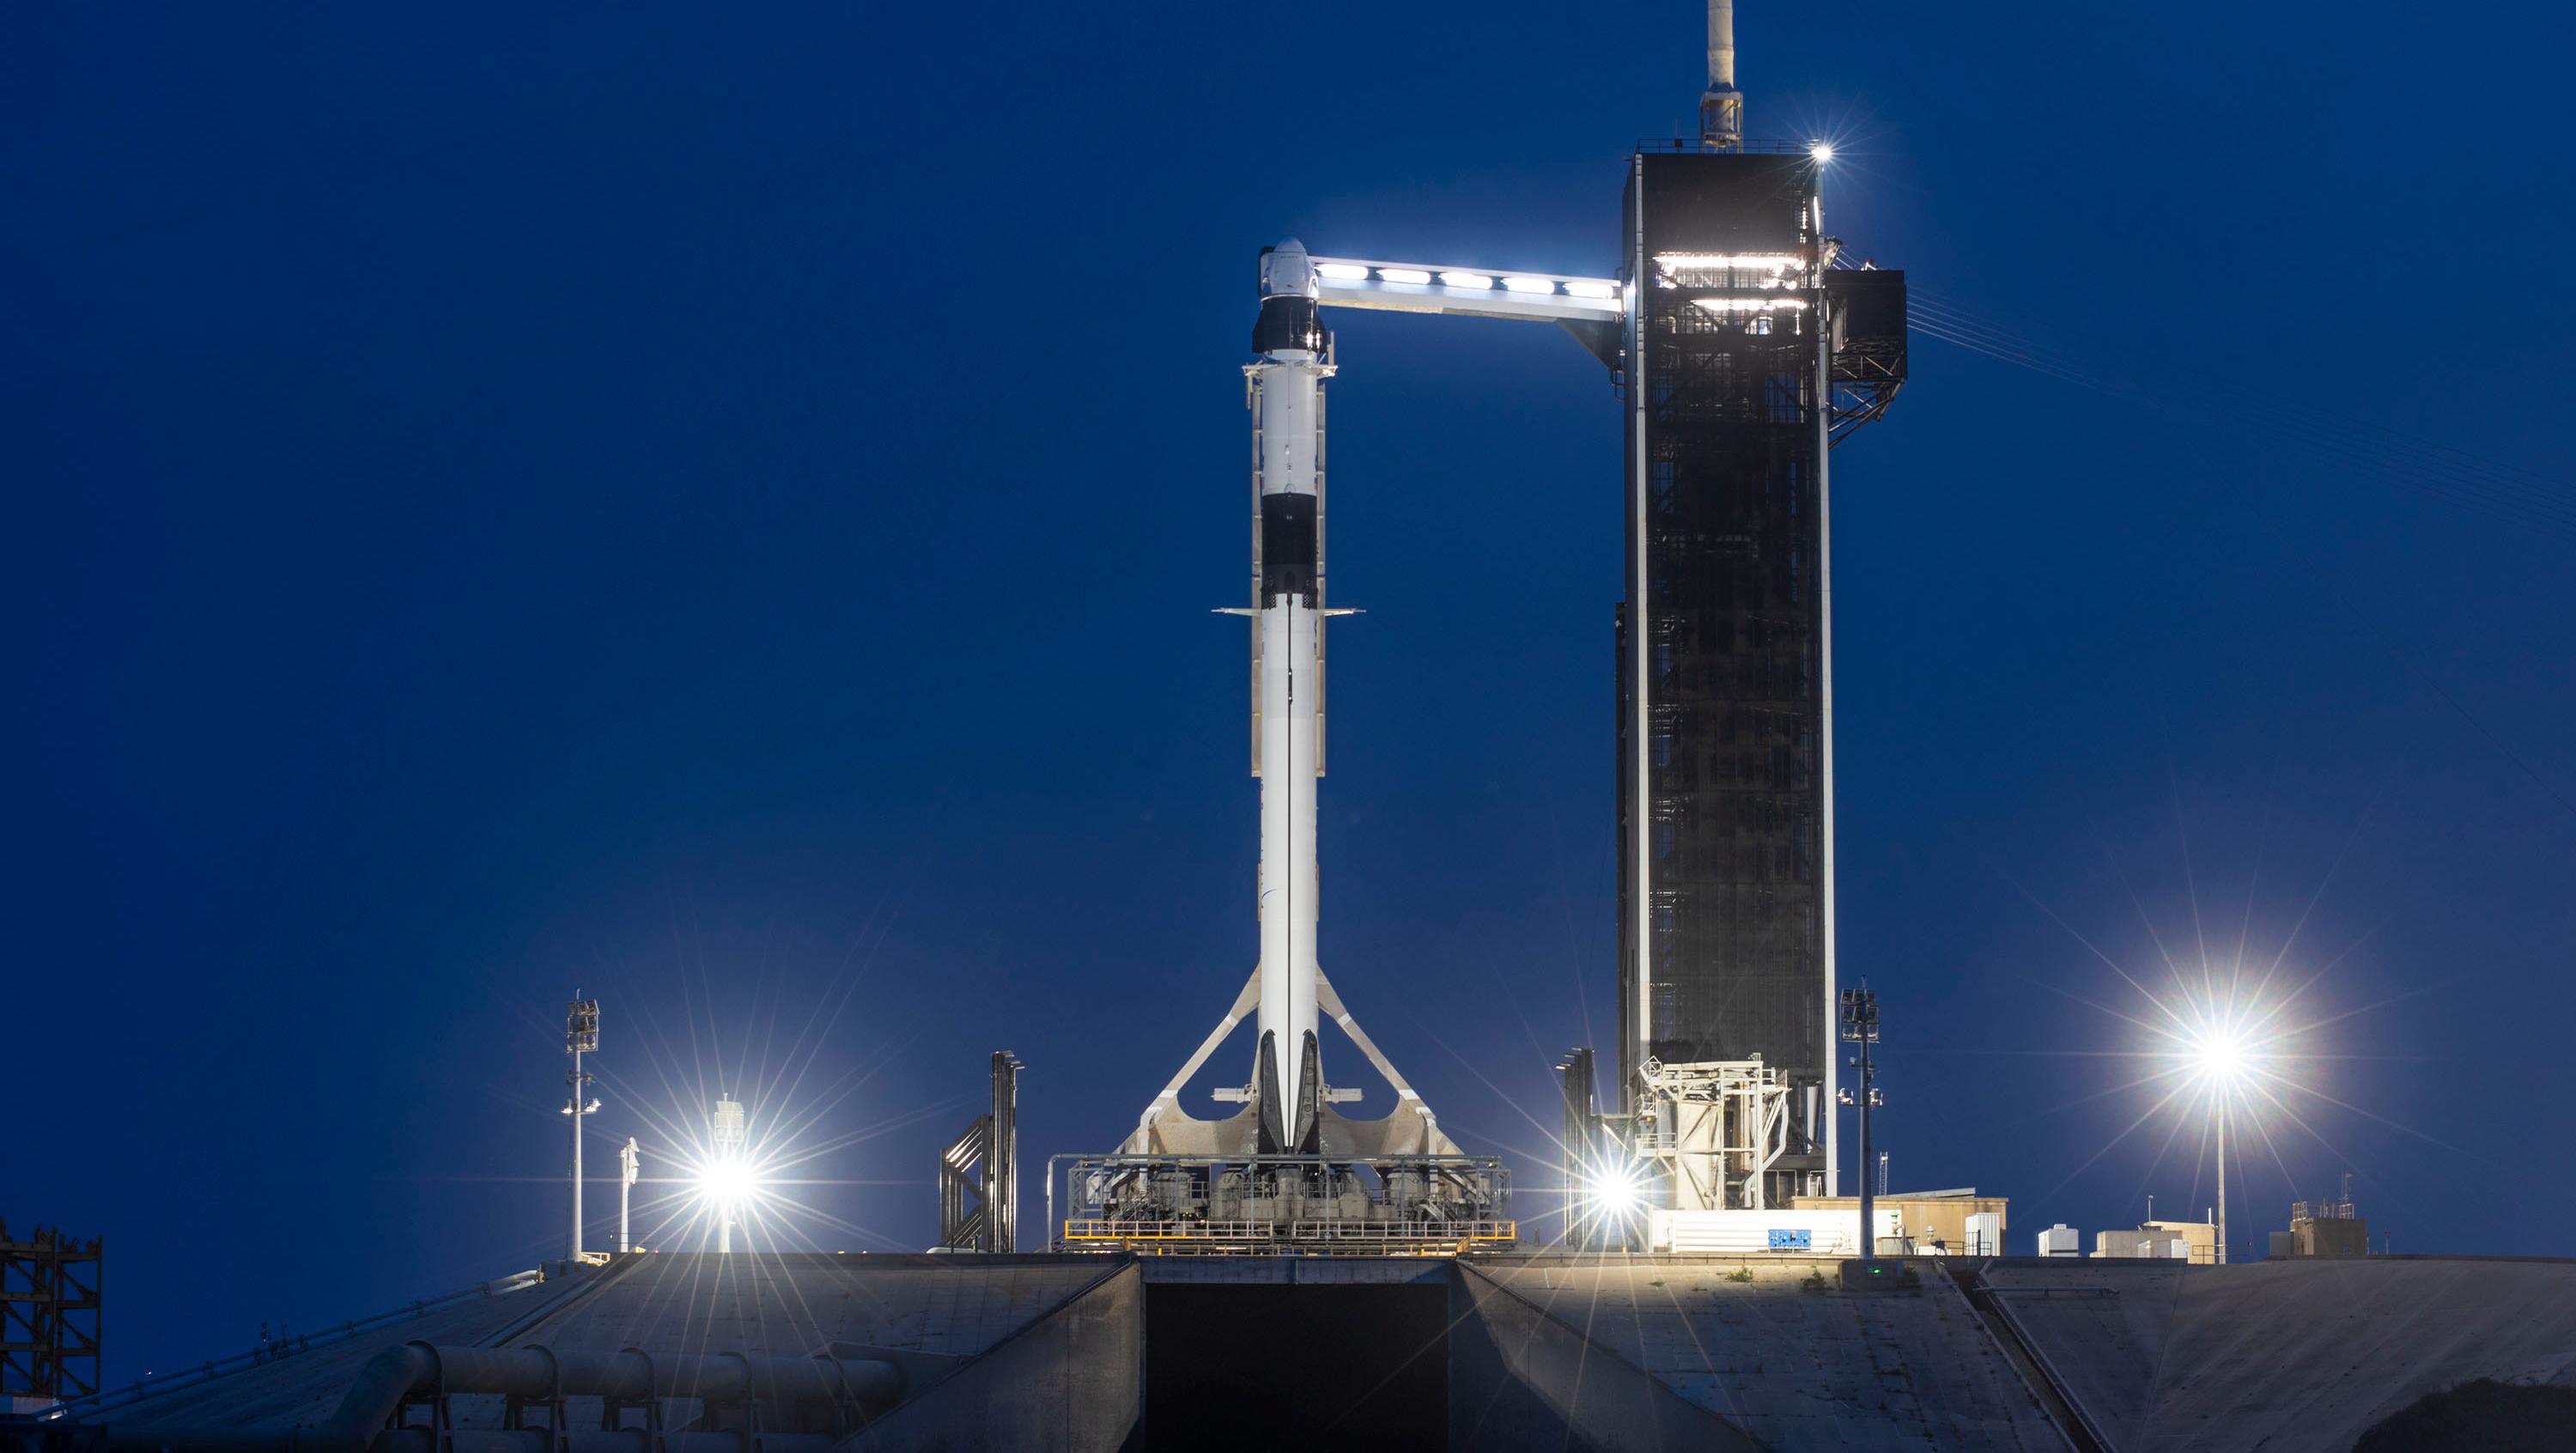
[1451,1262,1758,1450]
[61,1251,2576,1452]
[847,1263,1139,1452]
[1470,1255,2066,1451]
[1989,1255,2576,1453]
[94,1253,1117,1441]
[113,1274,595,1430]
[516,1252,1109,1360]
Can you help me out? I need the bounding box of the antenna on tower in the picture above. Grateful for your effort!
[1701,0,1745,151]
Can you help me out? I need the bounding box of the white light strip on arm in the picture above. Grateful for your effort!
[1654,252,1805,273]
[1303,257,1625,324]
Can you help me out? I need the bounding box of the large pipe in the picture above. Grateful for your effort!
[91,1343,902,1453]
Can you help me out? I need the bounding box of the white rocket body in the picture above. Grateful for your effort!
[1254,573,1320,1143]
[1246,240,1331,1152]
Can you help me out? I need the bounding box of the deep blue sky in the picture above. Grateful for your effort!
[10,1,2573,1383]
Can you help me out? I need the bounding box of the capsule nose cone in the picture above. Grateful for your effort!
[1259,239,1316,300]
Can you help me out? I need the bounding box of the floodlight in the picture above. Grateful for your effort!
[2190,1030,2246,1083]
[1656,252,1797,273]
[566,998,599,1054]
[697,1158,758,1202]
[1437,271,1493,289]
[1500,276,1557,294]
[1585,1162,1644,1215]
[1809,142,1835,162]
[1313,262,1370,281]
[1377,268,1433,285]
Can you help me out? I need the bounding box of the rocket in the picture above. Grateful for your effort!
[1115,239,1461,1164]
[1241,240,1335,1154]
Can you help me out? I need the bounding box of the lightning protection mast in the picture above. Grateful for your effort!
[1701,0,1744,150]
[563,997,601,1261]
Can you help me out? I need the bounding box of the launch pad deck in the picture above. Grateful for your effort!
[1048,1152,1515,1255]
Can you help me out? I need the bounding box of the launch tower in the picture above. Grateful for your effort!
[1615,151,1904,1204]
[1614,3,1905,1207]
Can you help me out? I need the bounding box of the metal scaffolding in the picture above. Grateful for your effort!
[938,1052,1023,1253]
[1630,1056,1792,1211]
[0,1222,100,1405]
[1048,1153,1513,1256]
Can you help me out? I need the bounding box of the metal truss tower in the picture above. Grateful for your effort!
[0,1223,100,1407]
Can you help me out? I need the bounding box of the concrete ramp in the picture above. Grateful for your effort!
[1466,1257,2065,1451]
[1451,1262,1758,1450]
[89,1272,597,1431]
[1973,1261,2182,1451]
[1989,1257,2576,1453]
[843,1262,1140,1451]
[78,1254,1133,1444]
[509,1252,1110,1359]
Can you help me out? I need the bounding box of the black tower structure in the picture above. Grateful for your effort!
[1613,144,1904,1202]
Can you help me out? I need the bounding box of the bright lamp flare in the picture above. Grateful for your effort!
[696,1157,760,1203]
[1808,142,1836,162]
[1586,1163,1644,1215]
[2190,1030,2247,1084]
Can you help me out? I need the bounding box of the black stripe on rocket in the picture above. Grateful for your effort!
[1260,492,1317,605]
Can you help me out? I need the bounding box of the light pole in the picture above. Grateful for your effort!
[1838,983,1883,1256]
[2215,1099,2228,1266]
[711,1094,746,1253]
[2190,1027,2244,1267]
[563,997,601,1261]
